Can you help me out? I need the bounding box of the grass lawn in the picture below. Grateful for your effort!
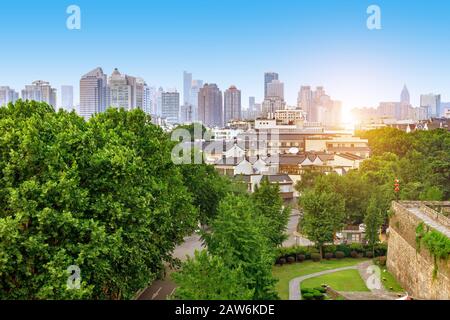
[380,267,404,293]
[301,269,370,292]
[273,258,368,300]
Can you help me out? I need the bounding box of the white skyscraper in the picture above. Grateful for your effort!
[190,79,203,121]
[0,86,19,106]
[22,80,57,107]
[80,67,108,120]
[161,90,180,124]
[61,85,74,111]
[420,94,441,118]
[183,71,192,106]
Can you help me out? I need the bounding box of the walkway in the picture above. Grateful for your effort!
[289,261,400,300]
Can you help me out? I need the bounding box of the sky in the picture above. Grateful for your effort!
[1,0,450,114]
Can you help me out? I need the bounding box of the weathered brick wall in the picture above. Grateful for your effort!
[387,202,450,300]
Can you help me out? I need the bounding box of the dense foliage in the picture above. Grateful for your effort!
[0,101,201,299]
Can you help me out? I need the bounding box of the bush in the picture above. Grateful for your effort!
[324,252,334,260]
[287,256,296,264]
[313,291,325,300]
[311,253,322,262]
[373,243,388,257]
[314,287,327,293]
[302,293,314,300]
[378,256,387,266]
[350,251,359,258]
[365,251,374,258]
[336,244,351,257]
[278,258,286,265]
[335,251,345,259]
[324,245,336,254]
[349,243,364,253]
[296,254,306,262]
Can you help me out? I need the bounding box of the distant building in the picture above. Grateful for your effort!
[61,85,74,111]
[400,85,410,105]
[262,97,285,118]
[264,72,279,99]
[198,83,223,127]
[22,80,57,107]
[420,93,441,118]
[266,80,284,100]
[0,86,19,106]
[79,67,108,120]
[107,68,138,110]
[161,90,180,124]
[224,85,242,124]
[183,71,192,106]
[190,79,203,121]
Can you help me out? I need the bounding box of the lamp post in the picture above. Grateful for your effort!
[394,178,400,201]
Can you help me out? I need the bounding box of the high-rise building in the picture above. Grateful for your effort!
[266,80,284,100]
[264,72,279,99]
[298,86,313,121]
[198,83,223,127]
[80,67,108,120]
[183,71,192,106]
[224,85,242,125]
[249,96,256,111]
[61,85,74,111]
[107,68,138,110]
[22,80,57,107]
[161,90,180,124]
[0,86,19,106]
[190,80,203,121]
[262,97,285,118]
[401,85,410,105]
[420,94,441,118]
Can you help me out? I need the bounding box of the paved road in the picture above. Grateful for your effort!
[283,209,313,247]
[137,280,177,300]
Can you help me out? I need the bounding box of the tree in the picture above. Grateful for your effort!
[0,101,198,299]
[204,194,278,300]
[299,190,345,257]
[364,196,383,256]
[252,178,290,247]
[172,250,254,300]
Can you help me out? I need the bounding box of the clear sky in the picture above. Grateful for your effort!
[1,0,450,112]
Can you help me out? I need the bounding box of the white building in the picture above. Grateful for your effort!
[80,67,108,120]
[420,94,441,118]
[0,86,19,106]
[60,85,74,111]
[161,90,180,124]
[22,80,57,107]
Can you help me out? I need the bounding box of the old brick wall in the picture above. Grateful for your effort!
[387,202,450,300]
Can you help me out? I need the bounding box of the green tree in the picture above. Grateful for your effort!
[204,194,278,300]
[172,250,254,300]
[0,101,198,299]
[252,178,291,247]
[364,196,383,256]
[299,190,345,257]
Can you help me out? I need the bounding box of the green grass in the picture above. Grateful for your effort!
[380,267,404,293]
[273,258,368,300]
[301,269,370,292]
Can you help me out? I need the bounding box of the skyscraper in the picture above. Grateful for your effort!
[298,86,313,120]
[420,94,441,118]
[190,79,203,121]
[266,80,284,100]
[161,90,180,124]
[0,86,19,106]
[249,96,255,111]
[198,83,223,127]
[264,72,279,99]
[183,71,192,106]
[224,85,242,124]
[107,68,137,110]
[80,67,108,120]
[22,80,57,107]
[61,85,74,111]
[401,85,410,105]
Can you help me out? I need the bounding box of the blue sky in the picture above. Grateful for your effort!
[1,0,450,111]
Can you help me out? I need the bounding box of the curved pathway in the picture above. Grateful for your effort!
[289,265,359,300]
[289,261,400,300]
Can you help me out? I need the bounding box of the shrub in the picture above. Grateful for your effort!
[349,243,364,253]
[324,252,334,260]
[324,245,337,254]
[302,293,314,300]
[350,251,358,258]
[373,243,388,257]
[313,291,325,300]
[296,254,306,262]
[335,251,345,259]
[314,287,327,293]
[311,253,322,262]
[365,251,374,258]
[336,244,351,257]
[378,256,387,266]
[278,258,286,265]
[287,256,295,264]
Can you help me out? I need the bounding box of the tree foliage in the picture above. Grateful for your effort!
[0,101,198,299]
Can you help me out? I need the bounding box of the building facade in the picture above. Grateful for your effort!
[79,67,108,120]
[161,90,180,124]
[224,85,242,125]
[198,83,223,127]
[22,80,57,107]
[0,86,19,106]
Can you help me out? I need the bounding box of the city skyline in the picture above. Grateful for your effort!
[1,0,450,113]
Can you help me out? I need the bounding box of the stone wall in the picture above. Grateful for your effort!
[387,202,450,300]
